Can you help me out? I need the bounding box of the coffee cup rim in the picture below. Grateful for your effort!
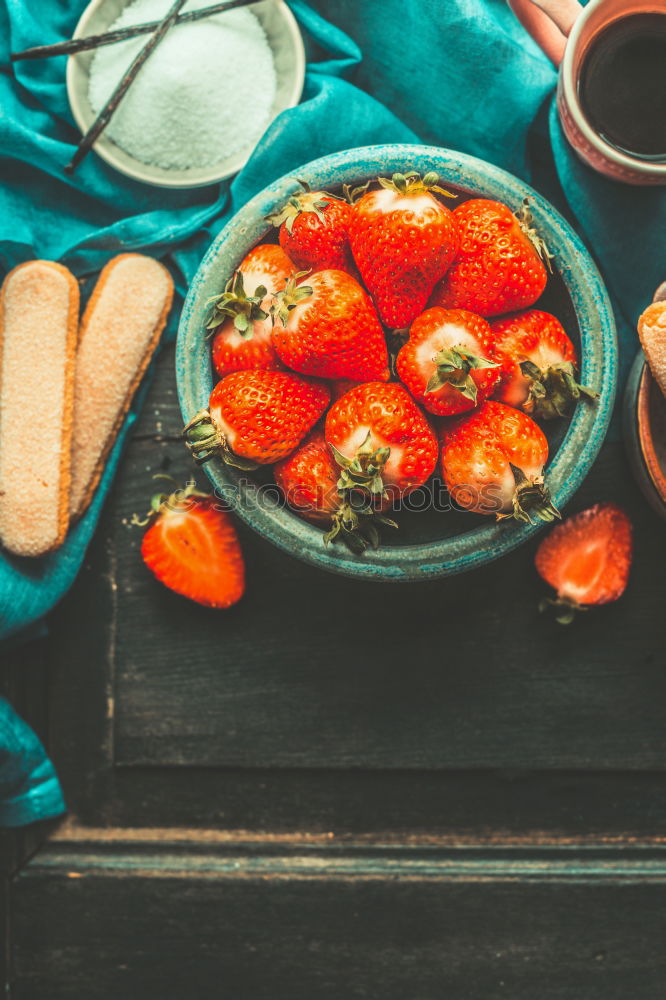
[561,0,666,177]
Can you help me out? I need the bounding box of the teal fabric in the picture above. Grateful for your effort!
[0,0,665,815]
[0,697,65,826]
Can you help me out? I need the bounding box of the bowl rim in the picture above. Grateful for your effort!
[66,0,305,189]
[176,143,618,581]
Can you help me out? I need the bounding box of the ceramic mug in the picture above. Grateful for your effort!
[509,0,666,185]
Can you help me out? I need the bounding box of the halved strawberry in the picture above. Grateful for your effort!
[491,309,597,419]
[269,184,355,273]
[440,400,559,522]
[348,171,459,329]
[271,269,390,382]
[274,430,396,553]
[209,244,294,378]
[430,199,549,317]
[325,382,438,503]
[184,370,330,468]
[535,503,632,623]
[140,484,245,609]
[397,307,501,416]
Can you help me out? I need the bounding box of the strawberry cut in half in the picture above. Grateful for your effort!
[490,309,598,419]
[274,430,397,553]
[271,269,390,382]
[325,381,438,504]
[183,370,330,468]
[208,244,294,378]
[430,198,550,317]
[440,400,559,523]
[348,171,459,329]
[535,502,633,623]
[140,482,245,609]
[269,183,356,274]
[397,307,501,416]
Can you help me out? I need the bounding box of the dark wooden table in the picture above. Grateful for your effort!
[2,344,666,998]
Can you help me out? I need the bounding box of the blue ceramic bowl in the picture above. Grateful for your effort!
[176,144,617,581]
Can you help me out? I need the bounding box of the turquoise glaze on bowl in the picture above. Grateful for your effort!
[176,144,617,581]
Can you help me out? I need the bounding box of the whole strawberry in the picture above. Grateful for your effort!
[430,199,549,317]
[209,244,294,377]
[535,503,632,623]
[397,307,501,416]
[184,370,330,468]
[348,171,459,329]
[269,184,355,273]
[325,382,438,503]
[271,269,390,382]
[274,430,396,553]
[440,400,559,522]
[490,309,598,419]
[140,482,245,609]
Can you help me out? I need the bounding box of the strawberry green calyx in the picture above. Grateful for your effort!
[426,345,499,402]
[539,595,587,626]
[342,180,371,204]
[517,198,554,272]
[377,170,456,199]
[498,464,561,525]
[269,192,332,233]
[520,360,599,420]
[149,477,209,515]
[271,271,313,327]
[131,476,209,527]
[183,410,258,471]
[206,271,268,336]
[329,431,390,498]
[324,495,397,555]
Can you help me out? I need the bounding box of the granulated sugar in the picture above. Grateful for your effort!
[88,0,277,171]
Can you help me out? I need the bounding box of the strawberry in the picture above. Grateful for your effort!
[208,244,294,377]
[440,400,559,522]
[271,269,390,382]
[348,171,459,329]
[396,307,501,416]
[184,370,330,468]
[535,503,632,623]
[269,184,355,273]
[274,430,396,553]
[430,199,549,317]
[325,382,438,503]
[140,483,245,609]
[329,378,363,403]
[490,309,598,419]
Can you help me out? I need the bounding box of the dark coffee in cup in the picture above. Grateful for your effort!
[578,13,666,162]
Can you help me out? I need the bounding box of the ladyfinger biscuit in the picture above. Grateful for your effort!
[69,253,174,519]
[638,298,666,399]
[0,260,79,557]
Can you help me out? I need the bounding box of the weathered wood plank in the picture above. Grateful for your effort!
[11,845,666,1000]
[109,435,666,770]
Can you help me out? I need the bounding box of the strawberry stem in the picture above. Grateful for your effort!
[497,464,561,524]
[131,478,209,527]
[517,198,554,272]
[267,186,337,232]
[426,345,498,402]
[205,270,268,336]
[329,431,390,498]
[271,271,314,327]
[520,360,599,420]
[539,595,587,625]
[324,495,397,554]
[376,170,456,199]
[182,410,258,470]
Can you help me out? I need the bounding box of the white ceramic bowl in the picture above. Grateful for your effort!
[66,0,305,188]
